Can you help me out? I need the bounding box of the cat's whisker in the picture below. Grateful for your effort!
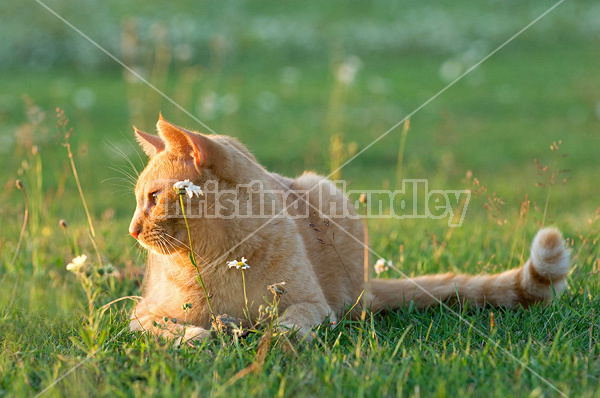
[100,179,136,198]
[131,245,145,267]
[108,162,138,180]
[162,229,233,273]
[117,130,146,173]
[159,236,196,273]
[155,235,183,267]
[101,176,136,187]
[131,239,146,253]
[161,232,210,269]
[107,166,138,186]
[157,237,195,286]
[104,154,138,181]
[105,141,141,178]
[160,232,193,252]
[101,178,135,195]
[160,238,210,292]
[129,139,146,171]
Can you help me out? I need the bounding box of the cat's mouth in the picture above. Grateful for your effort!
[138,231,188,255]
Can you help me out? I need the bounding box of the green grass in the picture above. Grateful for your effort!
[1,1,600,396]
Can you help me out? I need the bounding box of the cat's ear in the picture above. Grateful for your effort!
[156,114,221,169]
[134,126,165,157]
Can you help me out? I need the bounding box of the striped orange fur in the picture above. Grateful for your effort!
[367,228,570,311]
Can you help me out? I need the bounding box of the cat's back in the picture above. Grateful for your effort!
[285,172,365,311]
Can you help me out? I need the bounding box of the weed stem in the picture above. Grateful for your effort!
[178,194,217,326]
[9,182,29,268]
[65,140,103,267]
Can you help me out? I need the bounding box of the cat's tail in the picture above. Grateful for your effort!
[367,227,570,311]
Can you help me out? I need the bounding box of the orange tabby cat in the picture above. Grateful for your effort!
[127,116,570,342]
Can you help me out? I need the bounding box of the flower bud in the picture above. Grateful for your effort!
[268,282,286,297]
[15,180,24,190]
[59,219,68,229]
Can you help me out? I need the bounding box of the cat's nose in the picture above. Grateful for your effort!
[129,211,144,240]
[129,221,142,240]
[130,227,141,240]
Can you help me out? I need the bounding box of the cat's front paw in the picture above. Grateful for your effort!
[277,322,315,343]
[129,318,143,332]
[174,326,210,347]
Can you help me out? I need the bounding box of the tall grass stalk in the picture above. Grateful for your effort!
[65,140,97,240]
[508,196,531,266]
[395,119,410,189]
[34,147,43,227]
[241,269,251,322]
[326,57,358,180]
[435,195,470,262]
[9,180,29,268]
[537,140,569,228]
[356,194,369,365]
[58,110,103,268]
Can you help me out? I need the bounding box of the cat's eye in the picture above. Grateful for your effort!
[149,190,161,202]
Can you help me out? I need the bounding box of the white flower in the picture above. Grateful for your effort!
[227,257,250,270]
[173,179,203,198]
[186,185,203,198]
[336,56,362,85]
[173,179,190,189]
[374,258,391,275]
[66,254,87,273]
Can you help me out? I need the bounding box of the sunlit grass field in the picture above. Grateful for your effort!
[1,1,599,396]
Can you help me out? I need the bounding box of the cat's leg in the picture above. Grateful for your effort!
[368,227,570,310]
[278,300,336,340]
[129,299,210,344]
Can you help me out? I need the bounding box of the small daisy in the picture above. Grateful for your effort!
[173,179,203,198]
[374,258,391,275]
[185,184,203,198]
[173,179,189,190]
[66,254,87,273]
[227,257,250,270]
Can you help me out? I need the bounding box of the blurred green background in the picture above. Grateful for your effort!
[1,0,599,230]
[1,1,600,396]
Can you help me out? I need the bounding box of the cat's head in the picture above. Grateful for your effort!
[129,115,262,254]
